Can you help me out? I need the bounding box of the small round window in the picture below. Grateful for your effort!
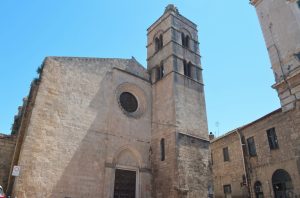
[119,92,138,113]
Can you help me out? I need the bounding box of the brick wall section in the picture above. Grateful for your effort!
[0,134,16,191]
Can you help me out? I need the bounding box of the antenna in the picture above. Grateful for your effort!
[215,121,220,137]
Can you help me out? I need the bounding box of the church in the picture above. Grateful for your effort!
[3,5,211,198]
[1,1,299,197]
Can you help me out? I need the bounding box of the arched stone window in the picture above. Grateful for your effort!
[272,169,293,198]
[155,34,163,52]
[183,60,192,78]
[181,32,190,49]
[156,62,164,81]
[185,35,190,48]
[181,32,185,46]
[159,34,163,49]
[155,37,160,52]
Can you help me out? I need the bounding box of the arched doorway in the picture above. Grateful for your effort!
[272,169,293,198]
[254,181,264,198]
[112,146,142,198]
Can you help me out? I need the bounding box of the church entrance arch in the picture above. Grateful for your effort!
[272,169,293,198]
[112,146,141,198]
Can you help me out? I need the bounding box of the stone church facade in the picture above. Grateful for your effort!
[211,0,300,197]
[3,5,211,198]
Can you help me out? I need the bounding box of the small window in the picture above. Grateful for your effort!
[160,138,165,161]
[266,128,279,150]
[254,181,264,197]
[223,147,229,162]
[297,0,300,9]
[185,35,190,48]
[155,34,163,52]
[159,34,163,49]
[223,184,231,194]
[181,33,190,49]
[181,33,185,47]
[183,60,192,78]
[155,37,160,52]
[156,62,164,81]
[247,137,257,156]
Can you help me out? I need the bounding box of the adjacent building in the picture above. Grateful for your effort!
[211,0,300,197]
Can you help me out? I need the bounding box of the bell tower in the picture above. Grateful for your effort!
[148,5,210,197]
[251,0,300,111]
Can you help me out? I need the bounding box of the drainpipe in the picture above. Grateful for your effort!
[236,129,251,197]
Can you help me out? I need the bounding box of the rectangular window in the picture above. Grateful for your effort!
[223,184,231,194]
[160,65,164,79]
[267,128,279,150]
[160,138,165,161]
[156,65,164,81]
[183,61,192,78]
[223,147,229,162]
[297,0,300,9]
[247,137,257,156]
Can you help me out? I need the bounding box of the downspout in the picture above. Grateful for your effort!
[236,128,251,197]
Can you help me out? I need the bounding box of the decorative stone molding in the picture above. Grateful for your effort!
[112,145,143,168]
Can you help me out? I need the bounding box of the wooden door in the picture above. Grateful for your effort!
[114,169,136,198]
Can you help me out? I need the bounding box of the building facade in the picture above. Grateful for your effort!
[4,5,211,198]
[211,0,300,197]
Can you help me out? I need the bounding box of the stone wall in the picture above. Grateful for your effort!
[11,57,152,198]
[211,131,248,198]
[242,106,300,197]
[0,134,16,191]
[177,133,210,197]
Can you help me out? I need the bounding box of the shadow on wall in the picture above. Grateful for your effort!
[49,71,114,197]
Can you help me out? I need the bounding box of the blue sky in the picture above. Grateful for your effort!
[0,1,279,136]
